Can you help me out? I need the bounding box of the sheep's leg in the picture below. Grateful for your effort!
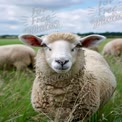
[14,62,27,71]
[13,62,33,73]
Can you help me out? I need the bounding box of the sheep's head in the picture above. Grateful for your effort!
[19,32,105,74]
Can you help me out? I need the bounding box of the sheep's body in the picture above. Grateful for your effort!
[89,46,99,52]
[103,39,122,57]
[19,32,116,122]
[0,44,35,70]
[32,49,116,121]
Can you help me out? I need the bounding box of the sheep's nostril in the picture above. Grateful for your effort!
[55,60,69,66]
[64,60,69,65]
[55,60,61,64]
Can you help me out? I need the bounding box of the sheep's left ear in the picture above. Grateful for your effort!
[80,35,106,47]
[18,34,42,47]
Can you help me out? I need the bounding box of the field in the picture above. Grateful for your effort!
[0,38,122,122]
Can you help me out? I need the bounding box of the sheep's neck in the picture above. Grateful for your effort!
[37,68,84,88]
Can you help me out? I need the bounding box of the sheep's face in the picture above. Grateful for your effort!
[43,40,81,73]
[19,32,106,74]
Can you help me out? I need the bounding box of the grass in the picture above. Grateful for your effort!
[0,39,22,45]
[0,38,122,122]
[0,70,47,122]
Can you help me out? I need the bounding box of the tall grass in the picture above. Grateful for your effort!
[0,70,47,122]
[0,38,122,122]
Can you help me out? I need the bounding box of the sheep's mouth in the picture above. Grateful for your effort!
[58,67,69,70]
[53,66,70,73]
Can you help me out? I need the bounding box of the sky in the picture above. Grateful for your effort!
[0,0,122,35]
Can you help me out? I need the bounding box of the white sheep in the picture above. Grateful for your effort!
[89,46,99,52]
[19,32,116,122]
[103,39,122,57]
[0,44,36,70]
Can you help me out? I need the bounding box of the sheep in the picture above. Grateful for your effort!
[102,39,122,57]
[19,32,116,122]
[89,46,99,52]
[0,44,36,70]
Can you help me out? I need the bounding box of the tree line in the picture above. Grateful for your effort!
[0,32,122,39]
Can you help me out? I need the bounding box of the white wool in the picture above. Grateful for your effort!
[0,44,36,70]
[19,32,116,121]
[103,39,122,57]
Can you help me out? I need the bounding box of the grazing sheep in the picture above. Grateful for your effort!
[19,32,116,122]
[103,39,122,57]
[0,44,36,70]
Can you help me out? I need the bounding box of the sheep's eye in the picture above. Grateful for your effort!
[48,48,52,51]
[71,48,75,52]
[41,43,47,47]
[71,44,82,52]
[41,43,52,51]
[76,44,82,48]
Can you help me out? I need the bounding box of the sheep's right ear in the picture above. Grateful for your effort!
[18,34,42,47]
[80,34,106,48]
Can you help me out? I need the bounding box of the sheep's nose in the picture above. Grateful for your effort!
[55,60,69,66]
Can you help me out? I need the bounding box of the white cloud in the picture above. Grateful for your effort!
[0,0,121,35]
[57,8,122,33]
[0,0,83,8]
[57,9,90,33]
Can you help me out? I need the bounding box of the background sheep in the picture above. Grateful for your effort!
[0,44,36,70]
[19,32,116,122]
[102,39,122,57]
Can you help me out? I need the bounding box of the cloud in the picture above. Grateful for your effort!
[57,9,91,33]
[0,0,83,8]
[57,9,122,33]
[0,0,121,35]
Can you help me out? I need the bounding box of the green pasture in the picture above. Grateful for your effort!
[0,38,122,122]
[0,39,22,45]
